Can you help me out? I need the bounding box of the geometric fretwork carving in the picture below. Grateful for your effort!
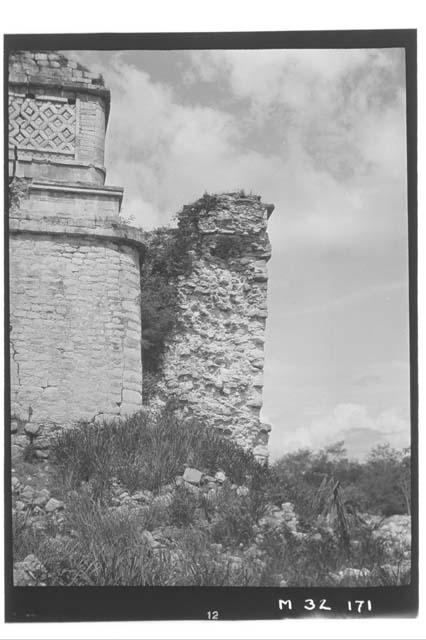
[9,93,76,155]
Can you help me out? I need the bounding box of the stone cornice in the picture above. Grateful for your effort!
[29,179,123,203]
[9,216,146,253]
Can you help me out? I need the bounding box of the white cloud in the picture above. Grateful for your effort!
[276,403,410,459]
[69,49,407,256]
[65,49,410,461]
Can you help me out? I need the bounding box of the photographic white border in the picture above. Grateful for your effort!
[1,1,423,637]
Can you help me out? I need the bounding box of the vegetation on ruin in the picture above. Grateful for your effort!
[140,227,191,399]
[140,192,266,401]
[50,401,260,496]
[12,402,411,587]
[140,192,238,401]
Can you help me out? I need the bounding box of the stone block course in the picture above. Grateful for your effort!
[9,219,143,429]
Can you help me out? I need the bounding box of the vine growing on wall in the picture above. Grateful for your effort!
[140,193,219,402]
[140,192,261,401]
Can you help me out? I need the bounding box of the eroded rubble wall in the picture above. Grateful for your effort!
[158,193,274,460]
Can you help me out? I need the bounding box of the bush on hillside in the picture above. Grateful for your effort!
[271,441,411,523]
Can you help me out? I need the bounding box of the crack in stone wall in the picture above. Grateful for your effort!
[10,330,22,392]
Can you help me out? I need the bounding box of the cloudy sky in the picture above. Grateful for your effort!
[68,48,410,460]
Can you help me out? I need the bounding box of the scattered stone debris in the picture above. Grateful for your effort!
[183,467,203,485]
[14,554,47,586]
[132,489,154,504]
[329,567,372,584]
[259,502,299,533]
[214,470,226,484]
[25,423,40,436]
[371,514,411,559]
[44,498,64,513]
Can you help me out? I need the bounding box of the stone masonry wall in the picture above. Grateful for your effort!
[9,51,105,89]
[9,51,108,185]
[10,232,143,444]
[8,51,145,461]
[158,193,274,459]
[12,179,123,223]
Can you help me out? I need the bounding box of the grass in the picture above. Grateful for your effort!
[50,400,261,498]
[13,402,411,587]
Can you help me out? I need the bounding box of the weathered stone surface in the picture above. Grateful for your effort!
[9,231,144,428]
[236,485,249,497]
[9,51,108,186]
[183,467,203,485]
[24,423,40,436]
[44,498,64,513]
[21,485,35,501]
[159,193,274,455]
[11,445,21,460]
[12,435,28,448]
[8,51,144,432]
[35,450,49,460]
[253,445,269,460]
[259,502,299,532]
[33,488,51,507]
[14,554,47,586]
[214,471,226,484]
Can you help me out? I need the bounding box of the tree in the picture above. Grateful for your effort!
[361,444,411,516]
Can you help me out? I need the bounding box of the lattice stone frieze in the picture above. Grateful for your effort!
[9,93,76,156]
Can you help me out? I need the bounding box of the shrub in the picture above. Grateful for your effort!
[12,508,45,561]
[170,485,198,527]
[58,490,175,586]
[50,402,262,496]
[272,442,412,523]
[140,222,195,398]
[208,484,255,547]
[187,425,260,485]
[22,442,38,463]
[171,527,261,586]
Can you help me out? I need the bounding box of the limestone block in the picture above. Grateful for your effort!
[45,498,64,513]
[9,231,143,429]
[183,468,203,485]
[24,423,40,436]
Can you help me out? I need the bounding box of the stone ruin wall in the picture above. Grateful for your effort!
[8,51,274,461]
[157,194,274,460]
